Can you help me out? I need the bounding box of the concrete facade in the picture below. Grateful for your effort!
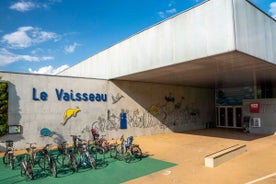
[0,0,275,150]
[0,72,214,150]
[243,99,276,134]
[234,0,276,63]
[58,0,276,79]
[58,0,237,79]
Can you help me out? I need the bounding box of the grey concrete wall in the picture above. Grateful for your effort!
[0,72,214,150]
[234,0,276,64]
[59,0,236,79]
[0,72,108,150]
[243,99,276,134]
[110,80,215,134]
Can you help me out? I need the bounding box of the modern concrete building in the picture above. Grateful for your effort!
[0,0,275,150]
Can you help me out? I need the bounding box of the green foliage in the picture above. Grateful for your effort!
[0,81,8,136]
[0,82,7,93]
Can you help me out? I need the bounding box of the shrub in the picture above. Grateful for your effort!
[0,81,8,136]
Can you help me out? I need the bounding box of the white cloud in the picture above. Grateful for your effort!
[64,42,80,54]
[158,8,177,19]
[158,11,166,19]
[10,0,61,12]
[269,2,276,19]
[10,1,36,12]
[0,48,53,66]
[2,26,60,49]
[166,8,177,14]
[158,0,177,19]
[28,64,69,75]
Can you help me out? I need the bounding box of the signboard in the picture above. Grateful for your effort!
[249,102,260,113]
[8,125,22,134]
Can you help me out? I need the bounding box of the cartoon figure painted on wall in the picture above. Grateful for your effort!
[61,106,81,126]
[120,109,127,129]
[111,93,124,104]
[40,128,53,137]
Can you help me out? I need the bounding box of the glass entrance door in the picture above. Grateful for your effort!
[227,108,233,127]
[216,106,242,128]
[216,107,225,127]
[235,107,242,127]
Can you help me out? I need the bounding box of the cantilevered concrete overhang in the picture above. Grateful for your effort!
[114,51,276,88]
[58,0,276,89]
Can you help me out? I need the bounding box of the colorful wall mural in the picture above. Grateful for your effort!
[88,92,201,134]
[62,107,81,125]
[0,72,214,150]
[216,86,254,106]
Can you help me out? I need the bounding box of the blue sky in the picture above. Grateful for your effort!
[0,0,275,75]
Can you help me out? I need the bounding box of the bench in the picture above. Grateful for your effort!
[204,144,247,168]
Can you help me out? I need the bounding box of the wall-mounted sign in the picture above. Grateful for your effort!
[32,88,107,102]
[8,125,22,134]
[250,118,261,127]
[249,102,260,113]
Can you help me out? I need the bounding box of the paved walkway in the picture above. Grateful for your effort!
[124,128,276,184]
[1,128,276,184]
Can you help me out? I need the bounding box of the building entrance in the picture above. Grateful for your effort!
[216,106,242,128]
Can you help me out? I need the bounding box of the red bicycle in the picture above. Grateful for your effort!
[91,128,109,153]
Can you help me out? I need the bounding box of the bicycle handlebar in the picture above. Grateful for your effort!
[27,142,36,147]
[43,143,52,150]
[70,135,81,138]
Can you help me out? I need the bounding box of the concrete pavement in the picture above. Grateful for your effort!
[124,128,276,184]
[1,128,276,184]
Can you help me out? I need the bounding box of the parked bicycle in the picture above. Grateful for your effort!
[2,140,15,169]
[91,128,109,153]
[56,141,78,172]
[109,135,142,163]
[70,135,96,169]
[37,144,57,177]
[25,142,37,166]
[20,143,36,180]
[70,135,82,152]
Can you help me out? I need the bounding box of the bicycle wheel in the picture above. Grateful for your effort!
[10,157,14,170]
[20,163,25,176]
[68,153,78,172]
[109,145,117,158]
[56,154,69,167]
[86,153,96,169]
[3,153,14,169]
[26,166,34,180]
[20,160,33,179]
[49,158,57,177]
[71,156,78,172]
[96,147,105,161]
[2,153,8,165]
[38,157,46,170]
[124,151,132,163]
[25,153,34,166]
[90,145,98,160]
[56,154,63,166]
[116,145,124,161]
[28,172,34,180]
[132,146,142,160]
